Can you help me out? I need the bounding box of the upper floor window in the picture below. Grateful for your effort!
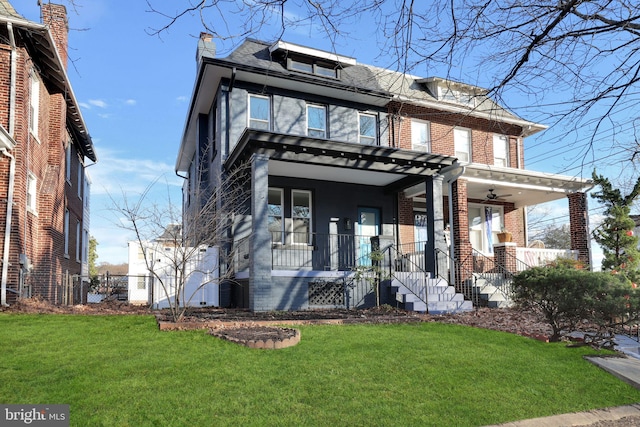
[77,164,83,199]
[493,134,509,167]
[307,104,327,138]
[292,190,312,244]
[454,127,471,162]
[411,119,431,152]
[288,57,338,78]
[359,113,377,145]
[29,73,40,138]
[65,145,71,182]
[27,172,37,214]
[249,94,270,130]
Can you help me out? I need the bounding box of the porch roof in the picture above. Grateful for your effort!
[225,129,457,191]
[405,163,593,208]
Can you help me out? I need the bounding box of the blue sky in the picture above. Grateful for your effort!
[17,1,635,266]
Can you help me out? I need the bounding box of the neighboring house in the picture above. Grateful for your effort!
[0,2,96,306]
[127,224,219,308]
[175,35,592,313]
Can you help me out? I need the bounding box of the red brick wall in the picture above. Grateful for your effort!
[568,192,591,266]
[397,192,414,247]
[0,5,85,304]
[387,101,524,167]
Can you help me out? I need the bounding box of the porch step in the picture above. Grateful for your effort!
[392,280,473,314]
[471,275,514,308]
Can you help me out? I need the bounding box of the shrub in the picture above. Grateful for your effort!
[513,265,639,342]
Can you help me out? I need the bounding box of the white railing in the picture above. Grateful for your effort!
[515,248,579,271]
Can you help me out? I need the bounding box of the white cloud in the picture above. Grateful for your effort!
[125,99,137,106]
[89,99,108,108]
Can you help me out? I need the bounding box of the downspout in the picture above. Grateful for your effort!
[1,149,15,306]
[8,23,16,136]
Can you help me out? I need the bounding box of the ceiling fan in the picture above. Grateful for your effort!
[485,188,512,201]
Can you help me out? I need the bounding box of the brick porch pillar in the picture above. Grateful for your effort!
[451,179,472,289]
[568,192,592,268]
[249,153,272,311]
[494,243,517,273]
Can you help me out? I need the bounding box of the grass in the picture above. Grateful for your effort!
[1,314,639,426]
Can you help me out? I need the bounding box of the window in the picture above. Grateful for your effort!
[29,72,39,137]
[137,276,146,290]
[411,119,431,152]
[359,113,377,145]
[27,172,37,213]
[414,212,428,251]
[76,221,81,262]
[493,134,509,167]
[292,190,312,244]
[268,188,284,243]
[83,229,89,263]
[288,58,338,78]
[249,94,270,130]
[454,127,471,162]
[77,164,83,199]
[65,145,71,182]
[64,209,70,256]
[468,204,504,254]
[307,104,327,138]
[289,59,313,74]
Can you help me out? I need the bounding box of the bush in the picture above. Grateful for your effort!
[513,265,639,342]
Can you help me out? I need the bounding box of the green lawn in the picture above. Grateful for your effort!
[0,314,639,426]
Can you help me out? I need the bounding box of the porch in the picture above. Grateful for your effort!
[232,232,576,312]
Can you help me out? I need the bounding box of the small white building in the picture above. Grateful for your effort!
[127,230,219,308]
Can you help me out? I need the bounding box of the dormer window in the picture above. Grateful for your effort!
[287,57,340,79]
[417,77,486,108]
[269,40,356,80]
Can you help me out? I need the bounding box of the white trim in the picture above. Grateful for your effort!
[269,41,357,66]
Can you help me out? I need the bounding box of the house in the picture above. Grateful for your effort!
[175,35,592,313]
[0,2,96,306]
[127,224,219,308]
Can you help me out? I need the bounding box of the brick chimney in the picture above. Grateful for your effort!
[196,32,216,64]
[41,3,69,70]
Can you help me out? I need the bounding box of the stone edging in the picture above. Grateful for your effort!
[210,327,301,349]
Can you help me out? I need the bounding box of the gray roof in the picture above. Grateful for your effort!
[216,38,540,130]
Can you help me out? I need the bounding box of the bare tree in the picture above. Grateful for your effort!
[112,161,250,322]
[146,1,640,170]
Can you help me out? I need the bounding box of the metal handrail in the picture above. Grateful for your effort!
[471,249,515,303]
[435,248,479,307]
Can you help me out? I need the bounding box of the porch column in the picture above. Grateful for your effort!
[568,192,592,268]
[452,179,473,288]
[425,175,447,276]
[249,153,272,311]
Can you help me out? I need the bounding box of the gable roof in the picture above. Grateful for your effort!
[0,2,96,162]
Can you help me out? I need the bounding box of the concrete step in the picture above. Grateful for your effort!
[406,299,474,314]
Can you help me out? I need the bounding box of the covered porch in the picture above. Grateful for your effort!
[227,129,458,311]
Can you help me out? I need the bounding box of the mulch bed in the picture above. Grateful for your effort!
[2,297,561,345]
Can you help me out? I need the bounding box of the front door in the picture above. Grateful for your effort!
[357,207,381,266]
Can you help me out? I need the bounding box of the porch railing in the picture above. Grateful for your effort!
[515,247,579,270]
[270,232,373,270]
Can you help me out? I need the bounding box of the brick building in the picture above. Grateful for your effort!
[0,1,96,305]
